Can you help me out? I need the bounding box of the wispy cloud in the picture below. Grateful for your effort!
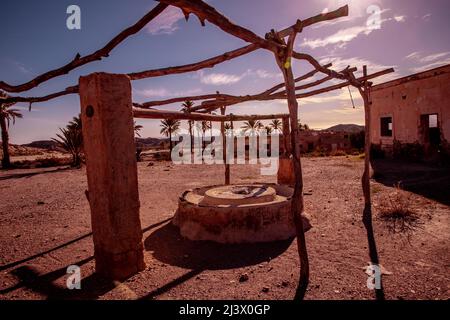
[311,16,357,29]
[145,6,184,35]
[406,51,450,73]
[319,55,397,82]
[13,105,39,112]
[422,13,432,21]
[410,58,450,73]
[199,72,244,85]
[195,69,279,86]
[393,15,406,22]
[302,11,406,49]
[299,89,362,105]
[302,26,372,49]
[253,69,282,79]
[13,61,32,74]
[406,51,450,63]
[134,87,203,98]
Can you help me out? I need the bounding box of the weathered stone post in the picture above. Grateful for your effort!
[79,72,145,280]
[278,116,295,185]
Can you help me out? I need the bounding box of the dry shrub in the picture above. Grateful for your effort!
[12,156,71,169]
[378,184,423,236]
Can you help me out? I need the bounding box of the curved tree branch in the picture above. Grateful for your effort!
[0,3,168,93]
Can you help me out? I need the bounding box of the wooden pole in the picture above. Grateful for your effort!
[278,116,294,185]
[220,106,230,185]
[362,65,371,207]
[358,66,384,300]
[79,72,145,280]
[282,115,291,156]
[273,30,309,300]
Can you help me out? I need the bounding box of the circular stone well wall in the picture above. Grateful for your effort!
[173,183,309,243]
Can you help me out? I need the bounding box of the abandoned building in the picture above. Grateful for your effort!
[296,130,353,153]
[370,64,450,158]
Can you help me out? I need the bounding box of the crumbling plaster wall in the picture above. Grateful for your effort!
[370,65,450,148]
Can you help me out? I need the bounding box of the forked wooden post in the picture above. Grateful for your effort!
[362,65,372,206]
[220,106,230,185]
[278,115,294,185]
[79,72,145,280]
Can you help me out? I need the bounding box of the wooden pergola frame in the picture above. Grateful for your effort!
[0,0,394,300]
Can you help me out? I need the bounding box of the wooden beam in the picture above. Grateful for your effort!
[128,44,259,81]
[293,68,395,99]
[134,93,235,109]
[158,0,277,51]
[133,107,288,121]
[190,68,395,113]
[0,3,168,93]
[276,5,348,38]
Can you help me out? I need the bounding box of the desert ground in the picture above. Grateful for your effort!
[0,156,448,300]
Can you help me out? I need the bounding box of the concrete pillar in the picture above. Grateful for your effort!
[79,72,145,280]
[278,116,295,185]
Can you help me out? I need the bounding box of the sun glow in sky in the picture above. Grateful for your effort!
[1,0,450,144]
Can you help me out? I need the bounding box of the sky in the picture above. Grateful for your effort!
[1,0,450,144]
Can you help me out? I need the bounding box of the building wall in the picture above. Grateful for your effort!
[370,65,450,152]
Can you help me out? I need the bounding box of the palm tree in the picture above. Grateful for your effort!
[52,115,83,167]
[298,120,310,131]
[160,119,181,158]
[241,120,263,135]
[0,93,23,169]
[270,119,282,133]
[134,121,143,137]
[224,122,232,135]
[200,120,211,155]
[181,100,194,155]
[265,125,273,135]
[201,120,211,137]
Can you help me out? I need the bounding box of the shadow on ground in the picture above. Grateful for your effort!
[371,159,450,206]
[144,222,293,270]
[0,166,73,181]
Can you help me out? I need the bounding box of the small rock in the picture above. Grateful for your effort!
[147,162,154,167]
[239,273,249,282]
[13,234,21,238]
[281,281,289,287]
[262,287,270,293]
[37,201,45,205]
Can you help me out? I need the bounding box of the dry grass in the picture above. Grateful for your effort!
[377,184,423,236]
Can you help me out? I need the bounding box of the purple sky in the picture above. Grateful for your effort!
[2,0,450,143]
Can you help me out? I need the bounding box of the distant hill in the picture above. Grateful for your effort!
[22,140,60,151]
[324,124,364,133]
[135,137,168,148]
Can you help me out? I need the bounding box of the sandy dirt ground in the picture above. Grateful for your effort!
[0,156,448,300]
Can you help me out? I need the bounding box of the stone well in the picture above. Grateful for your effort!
[173,184,311,243]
